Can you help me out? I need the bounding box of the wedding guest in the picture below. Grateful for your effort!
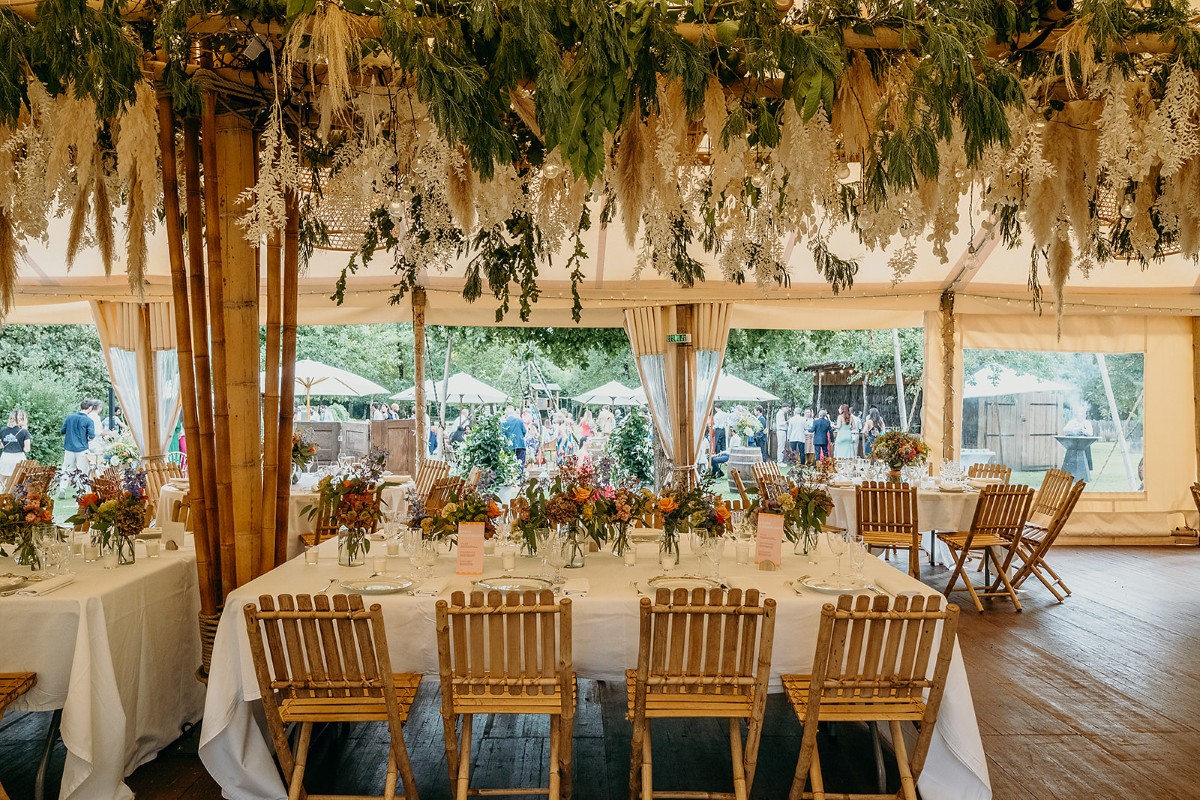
[812,409,833,461]
[712,404,728,453]
[863,407,886,456]
[833,404,857,459]
[0,409,30,477]
[597,405,616,435]
[787,408,807,460]
[774,404,790,461]
[501,406,527,466]
[61,400,95,476]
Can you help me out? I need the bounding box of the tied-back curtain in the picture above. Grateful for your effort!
[624,304,731,482]
[91,301,182,458]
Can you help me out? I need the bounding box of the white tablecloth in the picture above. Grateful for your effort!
[199,539,990,800]
[159,475,412,561]
[0,544,205,799]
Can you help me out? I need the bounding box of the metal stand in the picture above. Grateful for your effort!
[34,708,62,800]
[867,721,887,793]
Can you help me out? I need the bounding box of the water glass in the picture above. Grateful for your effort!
[304,545,320,566]
[145,538,161,558]
[705,536,726,580]
[827,530,847,577]
[413,539,439,578]
[848,534,866,579]
[545,534,570,584]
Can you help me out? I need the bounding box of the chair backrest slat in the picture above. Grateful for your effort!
[856,482,918,536]
[415,459,451,503]
[968,484,1034,542]
[967,462,1012,483]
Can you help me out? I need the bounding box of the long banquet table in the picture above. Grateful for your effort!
[0,543,205,799]
[199,537,990,800]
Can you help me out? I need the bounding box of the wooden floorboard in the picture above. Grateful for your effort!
[1,547,1197,799]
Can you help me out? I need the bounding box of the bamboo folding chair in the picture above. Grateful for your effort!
[966,462,1012,483]
[3,460,35,493]
[1010,479,1085,602]
[1191,482,1200,528]
[1025,468,1074,534]
[413,459,451,506]
[855,482,921,579]
[425,477,464,516]
[937,484,1033,612]
[782,594,960,800]
[243,594,421,800]
[435,589,576,800]
[142,456,182,522]
[8,462,56,495]
[730,469,752,507]
[627,588,776,800]
[0,672,36,800]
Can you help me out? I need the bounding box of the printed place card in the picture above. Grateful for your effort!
[755,513,784,568]
[456,522,486,575]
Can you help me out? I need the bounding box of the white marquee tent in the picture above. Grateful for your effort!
[10,210,1199,540]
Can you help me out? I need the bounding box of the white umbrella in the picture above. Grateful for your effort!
[263,359,390,418]
[630,373,778,405]
[572,380,643,406]
[963,366,1069,399]
[393,372,508,405]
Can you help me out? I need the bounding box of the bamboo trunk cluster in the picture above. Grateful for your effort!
[156,86,300,614]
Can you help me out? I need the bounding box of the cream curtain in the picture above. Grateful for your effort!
[624,304,731,482]
[90,301,181,458]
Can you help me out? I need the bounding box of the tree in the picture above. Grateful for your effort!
[456,413,522,488]
[0,371,79,463]
[0,325,109,402]
[606,407,654,487]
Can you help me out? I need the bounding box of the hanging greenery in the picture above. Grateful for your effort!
[0,0,1199,323]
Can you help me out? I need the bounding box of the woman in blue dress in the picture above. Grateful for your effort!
[833,404,857,459]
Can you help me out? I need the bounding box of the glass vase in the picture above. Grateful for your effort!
[610,526,632,558]
[338,527,368,567]
[562,524,586,569]
[14,527,40,570]
[792,526,820,555]
[116,533,136,566]
[291,463,302,484]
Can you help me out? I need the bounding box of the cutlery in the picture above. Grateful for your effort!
[316,578,338,595]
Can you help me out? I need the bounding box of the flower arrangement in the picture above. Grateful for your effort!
[304,469,387,564]
[750,481,833,551]
[103,435,141,468]
[542,457,607,546]
[730,412,763,442]
[602,485,654,556]
[0,487,54,567]
[656,477,727,558]
[870,431,930,470]
[291,428,319,471]
[67,469,148,564]
[507,479,550,555]
[410,483,502,545]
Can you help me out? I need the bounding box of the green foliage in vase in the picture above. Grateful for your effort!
[456,413,522,487]
[606,406,653,487]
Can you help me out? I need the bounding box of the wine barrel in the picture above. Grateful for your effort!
[726,446,763,493]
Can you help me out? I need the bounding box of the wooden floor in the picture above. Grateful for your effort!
[2,546,1198,799]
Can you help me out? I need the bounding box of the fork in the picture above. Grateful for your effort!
[316,578,338,595]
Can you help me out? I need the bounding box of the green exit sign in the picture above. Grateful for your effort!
[665,333,692,345]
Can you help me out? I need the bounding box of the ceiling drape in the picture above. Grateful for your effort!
[624,303,731,484]
[90,300,181,458]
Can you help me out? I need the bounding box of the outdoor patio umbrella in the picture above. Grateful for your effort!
[572,380,643,406]
[262,359,390,418]
[393,372,508,405]
[630,372,778,405]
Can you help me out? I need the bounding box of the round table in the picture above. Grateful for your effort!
[825,482,981,565]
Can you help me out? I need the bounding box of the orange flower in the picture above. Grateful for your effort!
[486,500,502,518]
[571,487,592,504]
[657,497,678,514]
[715,503,731,525]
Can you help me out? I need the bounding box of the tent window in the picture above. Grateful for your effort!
[961,350,1145,493]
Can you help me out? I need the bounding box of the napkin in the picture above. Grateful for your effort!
[562,578,589,597]
[873,576,926,598]
[414,577,448,596]
[18,575,75,596]
[723,575,753,591]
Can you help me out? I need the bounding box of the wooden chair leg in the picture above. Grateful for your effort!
[988,549,1022,611]
[561,707,575,800]
[383,749,398,800]
[1039,559,1071,595]
[808,740,826,800]
[549,716,561,800]
[287,722,313,800]
[391,724,420,800]
[728,719,747,800]
[954,552,986,613]
[641,727,653,800]
[941,545,968,599]
[890,720,918,800]
[788,723,817,800]
[456,714,473,800]
[628,712,646,800]
[442,711,460,790]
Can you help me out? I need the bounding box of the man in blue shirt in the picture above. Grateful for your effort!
[501,406,527,466]
[61,400,96,474]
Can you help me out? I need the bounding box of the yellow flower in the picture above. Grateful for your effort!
[440,502,458,517]
[779,495,796,511]
[421,518,433,533]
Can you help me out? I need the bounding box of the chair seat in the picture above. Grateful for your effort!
[277,673,420,723]
[0,673,36,709]
[937,532,1013,549]
[861,530,918,547]
[782,674,927,722]
[451,680,576,715]
[1022,525,1048,543]
[625,670,755,719]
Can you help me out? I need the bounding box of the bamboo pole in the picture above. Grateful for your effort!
[892,328,909,432]
[675,304,695,486]
[182,116,222,593]
[156,93,218,615]
[412,288,427,469]
[1194,317,1200,485]
[261,213,282,571]
[213,109,263,582]
[939,291,957,463]
[199,88,239,594]
[275,186,299,565]
[136,305,161,458]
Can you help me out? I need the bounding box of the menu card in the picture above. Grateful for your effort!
[456,522,486,575]
[755,513,784,568]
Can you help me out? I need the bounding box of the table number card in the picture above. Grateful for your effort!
[456,522,486,575]
[755,513,784,568]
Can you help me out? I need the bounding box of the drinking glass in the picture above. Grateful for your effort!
[705,535,726,581]
[545,533,570,584]
[687,528,707,570]
[535,527,553,579]
[848,534,866,579]
[413,539,439,578]
[827,529,847,578]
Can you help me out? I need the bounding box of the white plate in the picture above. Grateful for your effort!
[798,575,873,594]
[646,575,722,592]
[474,575,554,593]
[338,577,414,595]
[0,575,24,590]
[937,483,966,493]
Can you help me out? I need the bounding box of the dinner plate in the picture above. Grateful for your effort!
[798,575,873,594]
[646,575,722,592]
[338,577,414,594]
[474,575,554,593]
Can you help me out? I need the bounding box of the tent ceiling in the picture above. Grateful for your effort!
[11,203,1200,328]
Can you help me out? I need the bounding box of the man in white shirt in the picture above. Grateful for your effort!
[786,408,807,462]
[774,405,790,461]
[712,405,729,453]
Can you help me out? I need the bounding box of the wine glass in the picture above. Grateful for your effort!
[826,529,847,580]
[413,539,438,579]
[705,535,726,581]
[848,533,867,580]
[687,528,707,571]
[545,533,569,585]
[534,528,553,580]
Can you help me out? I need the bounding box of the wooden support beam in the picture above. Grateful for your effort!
[1194,317,1200,485]
[136,303,161,458]
[674,304,695,486]
[939,290,958,464]
[412,287,427,470]
[156,92,218,615]
[213,110,263,584]
[261,193,282,571]
[275,184,299,566]
[182,116,224,597]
